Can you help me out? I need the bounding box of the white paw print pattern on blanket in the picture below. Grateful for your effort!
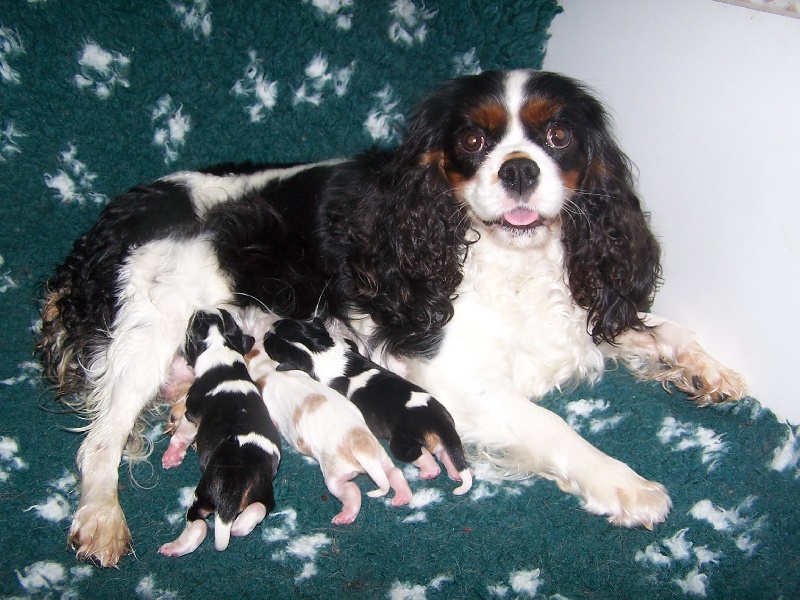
[1,119,24,161]
[231,50,279,123]
[364,84,405,143]
[0,26,25,84]
[635,496,766,596]
[73,40,130,100]
[15,562,94,598]
[151,95,192,164]
[293,55,355,106]
[565,398,626,434]
[304,0,355,30]
[44,144,108,205]
[388,0,437,46]
[658,416,729,472]
[262,508,333,584]
[0,436,28,483]
[0,255,18,293]
[26,471,78,523]
[770,423,800,477]
[168,0,212,39]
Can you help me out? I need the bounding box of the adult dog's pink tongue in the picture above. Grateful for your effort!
[504,209,539,226]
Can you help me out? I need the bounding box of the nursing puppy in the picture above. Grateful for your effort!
[265,318,473,495]
[247,346,412,525]
[159,310,281,556]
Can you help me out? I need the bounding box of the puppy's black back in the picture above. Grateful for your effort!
[190,440,278,525]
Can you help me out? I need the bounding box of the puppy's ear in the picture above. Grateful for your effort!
[240,334,256,355]
[305,318,335,351]
[216,309,250,354]
[274,356,314,377]
[184,311,213,365]
[264,333,317,378]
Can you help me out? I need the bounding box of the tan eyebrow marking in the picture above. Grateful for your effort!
[520,98,560,128]
[467,102,508,132]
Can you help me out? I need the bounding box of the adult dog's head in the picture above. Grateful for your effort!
[379,69,661,347]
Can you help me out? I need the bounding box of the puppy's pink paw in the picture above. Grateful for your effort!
[331,511,358,525]
[159,520,207,557]
[231,503,267,537]
[388,467,413,506]
[413,449,441,479]
[161,444,187,469]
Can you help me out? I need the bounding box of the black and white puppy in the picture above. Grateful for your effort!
[264,318,472,495]
[159,310,281,556]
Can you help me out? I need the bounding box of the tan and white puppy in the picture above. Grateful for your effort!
[248,347,412,525]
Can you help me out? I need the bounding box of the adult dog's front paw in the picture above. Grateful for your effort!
[578,460,672,530]
[68,502,133,567]
[673,350,748,405]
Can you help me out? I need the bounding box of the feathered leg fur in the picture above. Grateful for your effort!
[67,238,232,566]
[605,313,747,404]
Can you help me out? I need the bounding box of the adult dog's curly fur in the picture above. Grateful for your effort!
[38,70,746,567]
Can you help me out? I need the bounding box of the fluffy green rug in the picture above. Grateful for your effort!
[2,1,798,598]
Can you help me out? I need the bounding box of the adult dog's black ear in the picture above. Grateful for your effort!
[560,82,662,344]
[347,77,478,358]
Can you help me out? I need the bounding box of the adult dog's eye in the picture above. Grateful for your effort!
[546,125,572,149]
[459,130,485,153]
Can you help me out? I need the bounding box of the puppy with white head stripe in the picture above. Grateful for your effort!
[159,310,281,557]
[246,343,413,525]
[264,318,472,495]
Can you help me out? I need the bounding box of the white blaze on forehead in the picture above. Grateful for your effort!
[504,69,532,142]
[237,432,280,457]
[405,391,430,408]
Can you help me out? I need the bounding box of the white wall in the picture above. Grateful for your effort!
[543,0,800,423]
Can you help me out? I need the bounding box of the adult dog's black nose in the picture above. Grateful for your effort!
[498,157,540,196]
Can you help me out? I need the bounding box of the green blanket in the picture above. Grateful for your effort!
[2,1,798,598]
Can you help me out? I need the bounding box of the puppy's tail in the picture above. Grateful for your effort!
[360,453,392,498]
[430,403,474,495]
[451,467,473,496]
[339,428,389,497]
[214,515,233,551]
[360,448,413,507]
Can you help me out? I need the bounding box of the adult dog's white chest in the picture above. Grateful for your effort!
[408,226,604,402]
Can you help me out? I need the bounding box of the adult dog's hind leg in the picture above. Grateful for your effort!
[68,238,233,566]
[606,313,748,405]
[70,325,181,566]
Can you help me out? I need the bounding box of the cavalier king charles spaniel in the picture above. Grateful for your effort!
[39,69,746,566]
